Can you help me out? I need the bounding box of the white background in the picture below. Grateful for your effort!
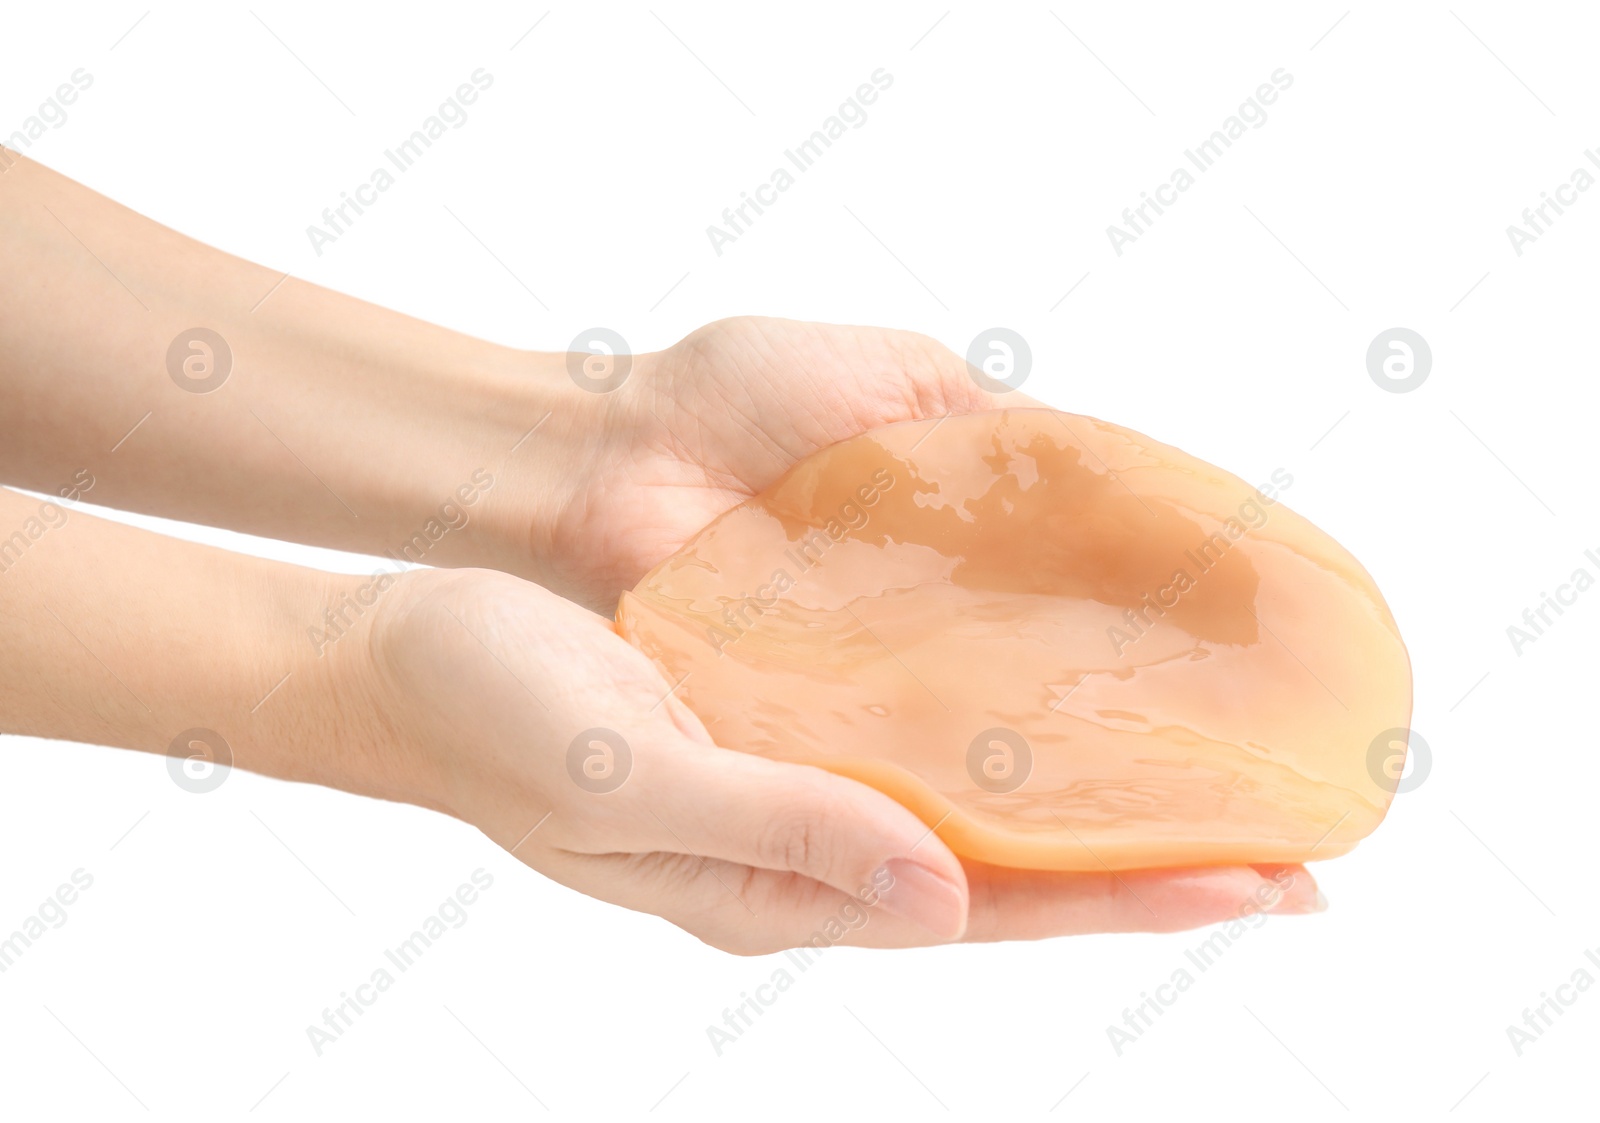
[2,2,1594,1119]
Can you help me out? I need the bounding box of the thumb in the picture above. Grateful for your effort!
[898,328,1054,415]
[636,740,970,940]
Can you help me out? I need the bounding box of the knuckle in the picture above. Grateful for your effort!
[758,807,827,876]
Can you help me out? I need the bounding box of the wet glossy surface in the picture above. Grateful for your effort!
[616,410,1411,870]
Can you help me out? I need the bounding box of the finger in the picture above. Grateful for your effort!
[531,845,973,955]
[526,848,861,955]
[830,862,1323,947]
[591,739,970,940]
[1248,863,1328,914]
[957,861,1324,942]
[523,848,1324,956]
[761,862,1326,948]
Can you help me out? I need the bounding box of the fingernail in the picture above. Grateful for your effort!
[876,859,967,939]
[1266,879,1328,916]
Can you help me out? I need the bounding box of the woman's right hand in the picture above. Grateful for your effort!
[362,568,1324,955]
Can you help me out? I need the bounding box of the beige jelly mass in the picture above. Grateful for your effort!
[616,409,1411,871]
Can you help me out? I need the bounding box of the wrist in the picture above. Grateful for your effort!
[424,346,594,582]
[289,566,456,812]
[349,344,624,596]
[411,344,663,612]
[292,341,568,576]
[344,565,544,825]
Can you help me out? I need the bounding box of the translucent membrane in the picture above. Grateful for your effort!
[616,409,1411,870]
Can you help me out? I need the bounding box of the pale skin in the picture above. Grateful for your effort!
[0,152,1323,954]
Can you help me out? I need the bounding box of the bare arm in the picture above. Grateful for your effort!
[0,485,405,801]
[0,151,585,583]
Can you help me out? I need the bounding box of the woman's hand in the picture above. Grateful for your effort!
[0,157,1019,616]
[366,567,1324,954]
[537,316,1020,614]
[0,480,1323,957]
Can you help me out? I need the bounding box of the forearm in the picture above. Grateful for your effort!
[0,152,590,581]
[0,485,420,804]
